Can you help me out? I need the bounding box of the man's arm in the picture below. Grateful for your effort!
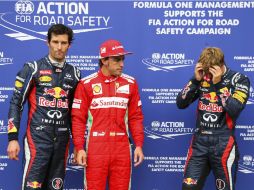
[176,78,200,109]
[128,80,144,167]
[7,62,36,160]
[71,81,89,166]
[214,73,250,119]
[176,63,203,109]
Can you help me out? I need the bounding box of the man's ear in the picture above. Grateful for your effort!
[101,58,108,66]
[46,40,50,47]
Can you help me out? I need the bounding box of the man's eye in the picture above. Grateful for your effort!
[113,57,124,62]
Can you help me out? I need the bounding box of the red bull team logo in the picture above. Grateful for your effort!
[44,87,68,99]
[199,102,223,113]
[27,181,42,188]
[8,118,17,133]
[219,87,230,97]
[202,92,218,103]
[183,178,197,185]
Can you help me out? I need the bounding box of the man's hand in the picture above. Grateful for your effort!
[194,62,204,81]
[76,149,87,167]
[134,146,144,167]
[209,65,223,84]
[7,140,20,160]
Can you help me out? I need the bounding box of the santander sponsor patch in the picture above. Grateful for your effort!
[90,97,128,109]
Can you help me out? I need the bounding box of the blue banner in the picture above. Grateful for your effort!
[0,1,254,189]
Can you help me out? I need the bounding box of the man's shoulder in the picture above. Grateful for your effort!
[28,56,48,69]
[120,73,136,84]
[80,72,99,84]
[227,68,249,81]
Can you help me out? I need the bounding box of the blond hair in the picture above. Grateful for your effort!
[198,47,225,74]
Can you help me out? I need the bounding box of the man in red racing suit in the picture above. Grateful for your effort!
[72,39,144,190]
[177,47,250,190]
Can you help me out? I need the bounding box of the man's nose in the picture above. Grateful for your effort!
[119,60,124,67]
[57,42,62,49]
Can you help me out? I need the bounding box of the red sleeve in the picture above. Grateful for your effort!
[128,80,144,147]
[71,81,90,151]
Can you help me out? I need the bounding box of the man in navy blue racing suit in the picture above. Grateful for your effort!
[177,47,250,190]
[7,24,80,190]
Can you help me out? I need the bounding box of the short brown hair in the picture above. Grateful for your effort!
[198,47,225,74]
[99,57,109,68]
[47,24,74,44]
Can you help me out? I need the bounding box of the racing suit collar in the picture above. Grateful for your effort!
[46,55,66,69]
[98,69,118,83]
[222,66,229,79]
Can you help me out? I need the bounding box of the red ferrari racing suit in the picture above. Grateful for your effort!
[72,70,144,190]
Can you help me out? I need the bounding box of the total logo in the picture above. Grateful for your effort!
[142,52,194,72]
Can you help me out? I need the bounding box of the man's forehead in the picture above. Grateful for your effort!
[51,33,68,40]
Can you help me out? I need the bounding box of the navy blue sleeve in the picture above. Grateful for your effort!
[8,62,36,141]
[176,77,200,109]
[214,73,250,119]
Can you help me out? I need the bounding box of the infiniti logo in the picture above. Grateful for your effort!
[47,110,62,119]
[203,113,218,122]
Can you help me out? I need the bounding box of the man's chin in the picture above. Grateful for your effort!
[114,71,122,77]
[55,56,65,62]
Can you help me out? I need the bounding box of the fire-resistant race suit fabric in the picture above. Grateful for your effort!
[176,68,250,190]
[72,70,144,190]
[8,56,80,190]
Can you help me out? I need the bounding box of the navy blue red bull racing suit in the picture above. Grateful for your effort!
[8,56,80,190]
[176,67,250,190]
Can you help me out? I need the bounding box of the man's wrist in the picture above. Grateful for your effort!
[8,133,18,142]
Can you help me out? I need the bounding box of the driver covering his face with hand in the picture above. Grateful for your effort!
[176,47,250,190]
